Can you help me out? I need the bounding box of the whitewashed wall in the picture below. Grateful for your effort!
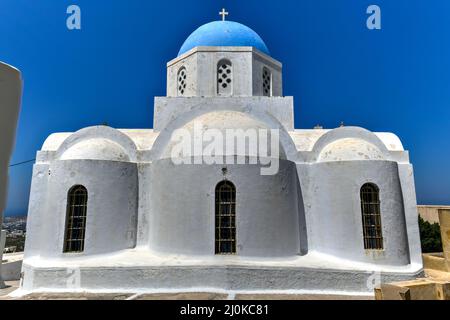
[167,47,282,97]
[299,161,410,265]
[147,159,302,257]
[25,160,138,257]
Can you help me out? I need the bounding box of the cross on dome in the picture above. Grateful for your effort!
[219,8,229,21]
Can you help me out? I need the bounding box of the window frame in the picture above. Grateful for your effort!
[217,59,233,96]
[360,183,384,250]
[177,66,187,96]
[262,66,272,97]
[215,180,237,255]
[63,185,88,253]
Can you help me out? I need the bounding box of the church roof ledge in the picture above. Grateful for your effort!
[40,129,158,152]
[289,129,405,152]
[167,46,281,68]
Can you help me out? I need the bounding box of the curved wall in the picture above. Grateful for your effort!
[303,160,410,266]
[37,160,138,257]
[148,159,303,257]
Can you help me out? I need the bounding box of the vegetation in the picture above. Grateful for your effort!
[5,235,26,252]
[418,216,443,253]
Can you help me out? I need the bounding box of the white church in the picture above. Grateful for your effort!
[22,14,423,294]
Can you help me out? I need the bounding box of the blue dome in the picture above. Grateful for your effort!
[178,21,270,57]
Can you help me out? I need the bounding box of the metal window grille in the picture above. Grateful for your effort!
[217,60,232,96]
[360,183,383,250]
[63,185,88,253]
[177,67,187,96]
[262,67,272,96]
[215,180,236,254]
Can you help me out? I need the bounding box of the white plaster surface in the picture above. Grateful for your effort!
[159,110,287,160]
[59,138,130,162]
[167,47,282,97]
[147,160,301,257]
[153,96,294,132]
[317,138,384,162]
[22,44,423,293]
[26,160,138,258]
[20,250,422,293]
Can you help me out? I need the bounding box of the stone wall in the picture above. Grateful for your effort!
[418,205,450,224]
[438,209,450,271]
[1,252,22,281]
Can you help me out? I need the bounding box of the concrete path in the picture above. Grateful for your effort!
[0,281,373,300]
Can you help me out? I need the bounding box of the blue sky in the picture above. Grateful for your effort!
[1,0,449,216]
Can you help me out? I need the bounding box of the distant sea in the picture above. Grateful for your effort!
[3,212,27,217]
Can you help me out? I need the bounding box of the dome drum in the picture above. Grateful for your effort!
[166,20,281,98]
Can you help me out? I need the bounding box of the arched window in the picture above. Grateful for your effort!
[360,183,383,250]
[215,180,236,254]
[217,59,232,96]
[177,67,187,96]
[262,67,272,96]
[64,185,88,253]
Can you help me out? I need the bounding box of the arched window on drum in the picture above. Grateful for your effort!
[215,180,236,254]
[63,185,88,253]
[360,183,383,250]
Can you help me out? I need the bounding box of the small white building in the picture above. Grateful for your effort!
[22,19,423,294]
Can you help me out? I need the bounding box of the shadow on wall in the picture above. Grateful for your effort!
[0,63,22,220]
[0,62,22,288]
[295,168,308,255]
